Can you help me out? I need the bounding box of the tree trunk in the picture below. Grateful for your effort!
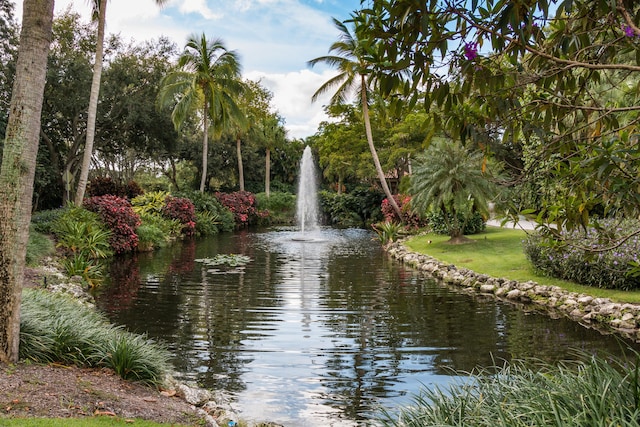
[75,0,107,204]
[236,136,244,192]
[0,0,54,363]
[360,75,402,219]
[199,104,208,192]
[265,147,271,198]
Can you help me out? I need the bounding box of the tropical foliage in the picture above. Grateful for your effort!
[410,140,496,243]
[157,33,244,192]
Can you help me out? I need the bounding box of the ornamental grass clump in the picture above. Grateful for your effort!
[20,289,171,385]
[524,219,640,290]
[378,351,640,427]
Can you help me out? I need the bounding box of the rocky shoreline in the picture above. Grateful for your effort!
[385,240,640,344]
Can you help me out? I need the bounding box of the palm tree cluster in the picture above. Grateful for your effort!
[157,33,245,192]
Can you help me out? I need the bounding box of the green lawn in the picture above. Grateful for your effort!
[404,225,640,304]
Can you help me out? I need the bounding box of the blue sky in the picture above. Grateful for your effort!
[14,0,366,138]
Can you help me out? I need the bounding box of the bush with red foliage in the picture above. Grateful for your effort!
[87,176,144,199]
[162,196,196,236]
[83,195,141,254]
[214,191,267,227]
[381,194,426,228]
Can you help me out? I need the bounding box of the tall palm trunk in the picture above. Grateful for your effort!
[200,103,209,192]
[265,147,271,198]
[0,0,54,363]
[75,0,107,204]
[236,136,244,191]
[361,75,402,219]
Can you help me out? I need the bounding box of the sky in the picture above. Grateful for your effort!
[12,0,365,139]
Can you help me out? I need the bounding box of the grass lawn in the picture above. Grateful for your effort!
[404,225,640,304]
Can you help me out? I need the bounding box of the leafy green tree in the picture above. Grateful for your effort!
[308,15,403,219]
[312,103,369,193]
[0,0,54,363]
[75,0,168,204]
[410,139,497,244]
[158,33,244,192]
[38,11,95,206]
[97,37,181,183]
[258,113,286,197]
[363,0,640,231]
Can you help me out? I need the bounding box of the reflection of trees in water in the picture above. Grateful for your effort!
[167,238,196,275]
[99,254,141,313]
[179,232,285,393]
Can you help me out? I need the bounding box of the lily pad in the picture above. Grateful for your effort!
[195,254,252,267]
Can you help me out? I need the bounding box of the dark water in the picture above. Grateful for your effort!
[96,228,640,426]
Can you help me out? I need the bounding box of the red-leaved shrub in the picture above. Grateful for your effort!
[381,194,426,228]
[84,195,141,253]
[88,176,144,199]
[162,196,196,236]
[214,191,266,227]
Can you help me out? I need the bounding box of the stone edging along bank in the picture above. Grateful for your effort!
[385,240,640,343]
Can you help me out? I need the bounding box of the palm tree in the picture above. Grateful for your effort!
[308,16,403,219]
[0,0,54,363]
[410,139,497,244]
[157,33,244,192]
[74,0,167,204]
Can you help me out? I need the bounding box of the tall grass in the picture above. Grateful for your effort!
[26,226,55,266]
[378,351,640,426]
[20,289,170,385]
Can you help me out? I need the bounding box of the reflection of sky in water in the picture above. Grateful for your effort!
[98,228,640,427]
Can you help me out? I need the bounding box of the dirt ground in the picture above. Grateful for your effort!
[0,362,209,425]
[0,266,211,426]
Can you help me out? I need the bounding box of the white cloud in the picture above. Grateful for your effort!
[174,0,222,20]
[11,0,360,139]
[245,69,339,139]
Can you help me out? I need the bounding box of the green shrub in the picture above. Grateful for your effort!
[136,223,169,252]
[255,191,296,225]
[31,208,65,234]
[93,330,170,384]
[131,191,170,217]
[320,187,385,228]
[523,219,640,290]
[372,221,404,244]
[425,210,486,235]
[59,254,105,288]
[52,206,113,260]
[20,288,170,385]
[194,210,221,237]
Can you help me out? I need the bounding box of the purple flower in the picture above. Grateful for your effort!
[463,42,478,61]
[623,25,636,37]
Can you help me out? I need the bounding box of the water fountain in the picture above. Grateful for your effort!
[293,146,320,241]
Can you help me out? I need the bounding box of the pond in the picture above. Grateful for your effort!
[96,227,640,426]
